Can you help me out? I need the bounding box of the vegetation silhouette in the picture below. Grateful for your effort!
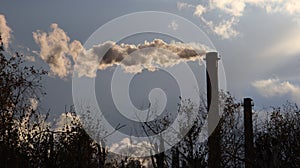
[0,35,300,167]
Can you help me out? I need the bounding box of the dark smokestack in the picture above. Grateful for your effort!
[206,52,221,168]
[172,147,179,168]
[243,98,254,168]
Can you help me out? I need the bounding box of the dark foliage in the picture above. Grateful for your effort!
[0,36,300,167]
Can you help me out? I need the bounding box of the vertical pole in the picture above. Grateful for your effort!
[172,147,179,168]
[244,98,254,168]
[206,52,221,168]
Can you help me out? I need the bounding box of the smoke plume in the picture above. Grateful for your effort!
[0,14,12,48]
[33,23,83,78]
[33,24,208,78]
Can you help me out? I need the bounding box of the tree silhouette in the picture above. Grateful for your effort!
[0,35,47,167]
[1,34,300,167]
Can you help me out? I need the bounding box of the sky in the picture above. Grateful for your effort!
[1,0,300,120]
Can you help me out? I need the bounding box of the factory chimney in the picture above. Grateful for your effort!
[243,98,254,168]
[206,52,221,168]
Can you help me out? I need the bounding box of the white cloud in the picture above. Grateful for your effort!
[284,1,300,15]
[213,17,239,39]
[33,23,83,78]
[261,0,300,15]
[168,20,179,30]
[29,98,38,111]
[108,138,153,167]
[178,0,300,39]
[25,55,36,62]
[210,0,246,17]
[0,14,12,48]
[194,4,206,17]
[110,137,153,157]
[177,2,194,11]
[202,16,239,39]
[252,78,300,103]
[55,112,81,132]
[209,0,300,16]
[178,1,240,39]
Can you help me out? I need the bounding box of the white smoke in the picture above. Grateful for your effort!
[76,39,207,77]
[34,24,208,78]
[33,23,83,78]
[0,14,12,48]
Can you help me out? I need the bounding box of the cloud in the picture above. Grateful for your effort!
[177,2,194,11]
[25,55,36,62]
[34,24,208,78]
[178,0,300,39]
[252,78,300,103]
[55,112,81,132]
[168,20,179,30]
[261,0,300,15]
[260,27,300,58]
[178,1,239,39]
[108,138,153,166]
[33,23,83,78]
[110,137,153,157]
[0,14,12,48]
[209,0,300,16]
[29,98,38,111]
[201,16,239,39]
[194,4,206,17]
[210,0,246,17]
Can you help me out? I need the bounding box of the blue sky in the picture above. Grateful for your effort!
[1,0,300,120]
